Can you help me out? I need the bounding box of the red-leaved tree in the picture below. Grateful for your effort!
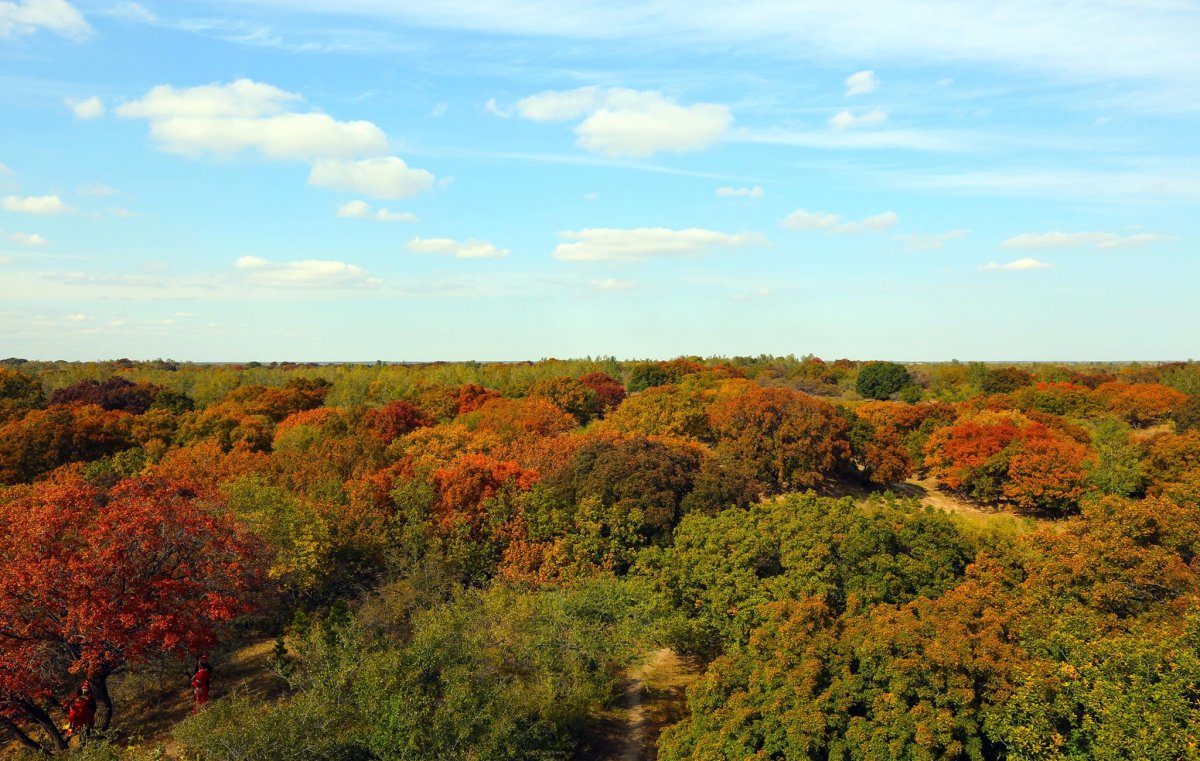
[0,476,266,752]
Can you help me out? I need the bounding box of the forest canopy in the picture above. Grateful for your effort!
[1,356,1198,760]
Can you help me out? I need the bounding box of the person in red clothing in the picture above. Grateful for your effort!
[65,682,96,743]
[191,654,212,714]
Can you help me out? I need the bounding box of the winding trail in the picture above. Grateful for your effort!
[584,648,701,761]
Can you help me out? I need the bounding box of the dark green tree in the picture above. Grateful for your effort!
[856,361,912,400]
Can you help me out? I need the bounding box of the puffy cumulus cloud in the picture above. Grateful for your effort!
[830,108,888,130]
[2,194,70,214]
[8,231,49,246]
[406,237,509,259]
[782,208,897,233]
[375,209,418,223]
[0,0,91,40]
[516,86,604,121]
[336,199,372,219]
[233,255,381,288]
[510,86,731,157]
[66,95,104,120]
[117,80,300,120]
[981,258,1053,270]
[336,200,419,222]
[845,70,880,96]
[716,186,764,198]
[147,112,386,161]
[590,278,635,290]
[1000,230,1176,250]
[893,229,969,251]
[117,79,388,161]
[552,227,767,262]
[309,157,435,200]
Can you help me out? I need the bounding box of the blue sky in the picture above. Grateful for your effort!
[1,0,1197,361]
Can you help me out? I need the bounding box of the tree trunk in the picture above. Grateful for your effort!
[15,699,66,752]
[89,668,113,730]
[0,715,45,753]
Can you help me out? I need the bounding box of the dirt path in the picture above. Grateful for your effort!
[583,648,702,761]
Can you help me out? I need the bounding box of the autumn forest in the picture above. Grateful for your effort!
[2,356,1199,760]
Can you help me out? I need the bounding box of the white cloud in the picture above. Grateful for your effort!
[336,199,372,219]
[845,70,879,96]
[108,207,137,218]
[782,208,897,233]
[511,87,732,158]
[516,87,603,121]
[0,162,11,175]
[552,227,767,262]
[3,194,70,214]
[108,1,156,23]
[375,208,418,223]
[77,182,118,197]
[65,96,104,120]
[591,278,635,290]
[118,80,300,120]
[149,113,387,161]
[228,3,1200,107]
[309,157,435,199]
[981,258,1053,270]
[830,108,888,130]
[583,192,599,202]
[484,98,512,118]
[431,101,448,117]
[716,186,764,198]
[893,230,969,251]
[1000,231,1176,250]
[0,256,11,265]
[118,79,389,161]
[9,231,48,246]
[406,237,509,259]
[336,200,419,222]
[233,255,381,288]
[0,0,91,39]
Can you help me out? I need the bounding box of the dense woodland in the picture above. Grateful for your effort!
[2,355,1199,760]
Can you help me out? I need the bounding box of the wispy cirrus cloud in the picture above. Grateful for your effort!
[716,186,763,198]
[1000,230,1176,250]
[552,227,767,262]
[212,1,1200,107]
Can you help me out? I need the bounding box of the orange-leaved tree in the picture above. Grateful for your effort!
[924,410,1093,512]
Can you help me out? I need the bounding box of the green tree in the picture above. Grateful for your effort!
[1087,418,1146,497]
[856,361,912,400]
